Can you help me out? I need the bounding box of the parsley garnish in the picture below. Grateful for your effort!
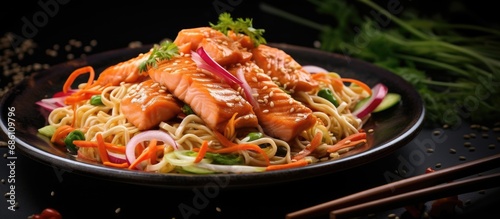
[210,12,267,46]
[139,41,179,73]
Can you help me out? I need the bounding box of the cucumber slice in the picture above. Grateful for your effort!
[373,93,401,112]
[355,93,401,113]
[181,165,215,174]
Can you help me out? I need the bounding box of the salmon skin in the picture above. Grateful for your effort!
[228,62,317,141]
[120,79,183,130]
[96,51,151,86]
[252,44,318,93]
[173,27,252,67]
[147,55,259,133]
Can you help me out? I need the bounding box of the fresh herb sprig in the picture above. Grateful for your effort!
[210,12,267,46]
[261,0,500,126]
[139,40,179,73]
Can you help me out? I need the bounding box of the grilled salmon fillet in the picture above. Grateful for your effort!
[252,44,318,93]
[228,62,317,141]
[96,51,151,86]
[147,55,259,133]
[173,27,252,66]
[120,79,183,130]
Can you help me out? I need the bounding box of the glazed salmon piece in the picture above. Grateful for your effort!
[120,79,183,130]
[228,62,317,141]
[252,44,318,92]
[173,27,252,66]
[96,51,151,86]
[147,55,259,133]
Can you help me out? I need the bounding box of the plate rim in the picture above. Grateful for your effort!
[0,43,426,188]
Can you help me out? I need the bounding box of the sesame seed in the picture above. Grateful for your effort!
[262,109,269,113]
[270,101,274,107]
[470,124,480,129]
[226,102,234,107]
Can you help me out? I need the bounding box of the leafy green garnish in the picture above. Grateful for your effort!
[262,0,500,126]
[205,152,244,165]
[139,41,179,73]
[181,104,194,115]
[182,151,243,165]
[210,12,267,46]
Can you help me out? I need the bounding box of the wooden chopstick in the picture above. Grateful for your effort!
[330,172,500,219]
[286,153,500,219]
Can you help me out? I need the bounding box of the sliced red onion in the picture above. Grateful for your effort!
[191,47,258,108]
[125,130,178,169]
[302,65,329,74]
[191,47,242,87]
[37,89,78,111]
[107,151,128,164]
[235,68,259,110]
[352,83,388,119]
[36,96,67,111]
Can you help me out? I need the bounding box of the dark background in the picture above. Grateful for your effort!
[1,1,499,219]
[2,0,497,53]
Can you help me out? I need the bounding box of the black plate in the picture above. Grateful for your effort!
[0,43,425,188]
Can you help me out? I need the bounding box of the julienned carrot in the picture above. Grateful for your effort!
[148,139,158,165]
[103,161,129,168]
[325,132,367,153]
[63,66,95,93]
[292,131,323,161]
[51,125,74,146]
[311,73,345,92]
[96,133,109,163]
[266,159,308,171]
[214,131,270,165]
[194,140,209,163]
[341,78,372,96]
[72,140,126,154]
[128,139,160,170]
[224,113,238,139]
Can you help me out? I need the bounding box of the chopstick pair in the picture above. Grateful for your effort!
[286,153,500,219]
